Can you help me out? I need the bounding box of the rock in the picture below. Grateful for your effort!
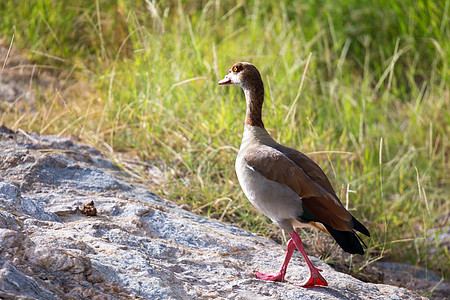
[374,262,450,300]
[0,181,60,222]
[0,260,54,300]
[425,227,450,257]
[0,229,23,253]
[0,126,430,299]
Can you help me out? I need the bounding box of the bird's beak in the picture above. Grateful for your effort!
[218,74,232,85]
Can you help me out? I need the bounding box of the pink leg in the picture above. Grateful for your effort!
[290,231,328,287]
[254,238,295,281]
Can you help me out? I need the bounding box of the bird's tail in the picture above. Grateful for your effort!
[352,217,370,237]
[324,223,367,255]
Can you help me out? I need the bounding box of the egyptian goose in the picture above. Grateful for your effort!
[218,62,370,287]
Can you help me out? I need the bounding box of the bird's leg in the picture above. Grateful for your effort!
[254,238,295,282]
[290,231,328,287]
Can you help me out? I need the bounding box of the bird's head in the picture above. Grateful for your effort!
[218,62,263,90]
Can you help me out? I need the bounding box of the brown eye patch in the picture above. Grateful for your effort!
[231,63,242,72]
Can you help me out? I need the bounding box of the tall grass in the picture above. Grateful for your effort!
[1,0,448,285]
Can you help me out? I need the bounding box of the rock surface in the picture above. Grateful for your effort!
[0,126,427,299]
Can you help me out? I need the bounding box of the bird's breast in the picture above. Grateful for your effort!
[235,154,303,227]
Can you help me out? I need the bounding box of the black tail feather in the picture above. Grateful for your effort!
[352,217,370,237]
[324,224,366,255]
[354,229,368,248]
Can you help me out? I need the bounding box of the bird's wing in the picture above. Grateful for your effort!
[244,145,352,231]
[274,144,336,194]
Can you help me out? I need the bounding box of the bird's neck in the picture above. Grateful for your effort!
[244,83,265,128]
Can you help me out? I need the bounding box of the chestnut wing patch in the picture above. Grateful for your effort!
[244,145,353,231]
[275,144,336,194]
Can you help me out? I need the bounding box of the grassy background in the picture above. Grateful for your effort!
[1,0,448,291]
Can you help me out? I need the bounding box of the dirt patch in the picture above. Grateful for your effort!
[0,42,60,108]
[80,200,98,216]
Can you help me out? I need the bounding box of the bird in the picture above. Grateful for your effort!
[218,62,370,287]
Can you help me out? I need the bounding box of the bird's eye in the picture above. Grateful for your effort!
[233,67,238,72]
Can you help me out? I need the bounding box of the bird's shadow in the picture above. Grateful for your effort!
[291,283,349,298]
[251,277,353,299]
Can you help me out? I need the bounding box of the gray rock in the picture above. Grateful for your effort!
[425,227,450,256]
[0,259,55,300]
[0,210,20,230]
[0,182,22,207]
[0,229,23,253]
[374,262,449,300]
[0,127,430,299]
[0,181,60,222]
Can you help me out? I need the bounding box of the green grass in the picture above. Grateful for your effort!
[1,0,448,289]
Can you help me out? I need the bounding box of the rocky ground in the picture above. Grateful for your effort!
[0,125,429,299]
